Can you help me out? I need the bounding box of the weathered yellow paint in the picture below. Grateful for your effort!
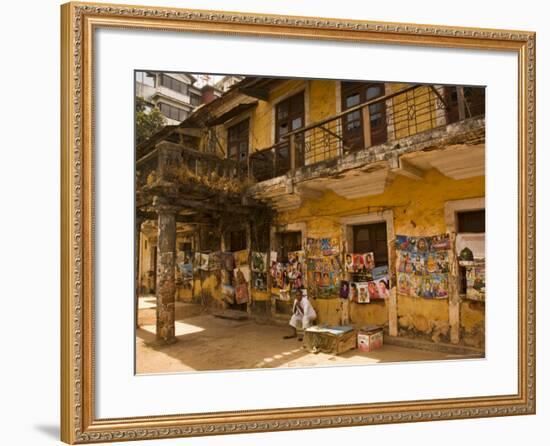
[398,295,448,323]
[349,301,388,326]
[279,169,483,235]
[310,299,342,326]
[178,287,193,301]
[167,78,485,346]
[276,169,484,330]
[251,289,269,301]
[309,80,337,122]
[249,79,308,151]
[460,300,485,332]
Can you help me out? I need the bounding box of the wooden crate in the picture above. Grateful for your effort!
[303,326,357,355]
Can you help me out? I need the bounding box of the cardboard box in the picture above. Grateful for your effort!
[357,327,383,352]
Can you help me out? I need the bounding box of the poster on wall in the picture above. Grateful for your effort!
[199,253,209,271]
[251,252,267,272]
[395,234,451,299]
[320,237,339,256]
[372,265,388,279]
[208,251,222,271]
[234,265,251,284]
[346,252,375,274]
[339,280,350,298]
[305,238,322,257]
[466,261,485,301]
[235,284,249,304]
[252,271,267,291]
[306,255,342,297]
[351,282,370,303]
[178,262,193,280]
[369,277,390,300]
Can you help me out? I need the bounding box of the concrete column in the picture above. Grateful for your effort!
[155,204,177,344]
[449,232,461,344]
[387,238,398,337]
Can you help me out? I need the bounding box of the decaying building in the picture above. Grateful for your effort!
[136,76,486,352]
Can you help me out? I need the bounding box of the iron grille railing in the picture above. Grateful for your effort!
[249,84,485,181]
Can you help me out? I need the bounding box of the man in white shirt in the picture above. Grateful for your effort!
[284,289,316,341]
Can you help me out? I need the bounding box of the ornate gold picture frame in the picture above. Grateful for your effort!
[60,2,536,443]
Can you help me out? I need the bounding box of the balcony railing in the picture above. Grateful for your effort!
[138,84,485,190]
[249,84,485,182]
[136,141,245,190]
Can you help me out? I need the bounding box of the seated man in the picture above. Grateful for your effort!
[284,289,317,341]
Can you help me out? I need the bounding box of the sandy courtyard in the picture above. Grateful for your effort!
[136,300,477,374]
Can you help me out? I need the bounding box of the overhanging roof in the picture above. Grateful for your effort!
[205,102,258,126]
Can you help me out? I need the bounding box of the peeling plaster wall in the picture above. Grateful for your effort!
[251,289,270,301]
[277,169,484,345]
[460,300,485,348]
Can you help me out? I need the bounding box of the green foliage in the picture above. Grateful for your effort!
[135,97,166,145]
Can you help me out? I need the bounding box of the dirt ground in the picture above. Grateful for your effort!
[136,298,476,374]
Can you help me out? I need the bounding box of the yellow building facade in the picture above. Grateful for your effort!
[137,76,486,350]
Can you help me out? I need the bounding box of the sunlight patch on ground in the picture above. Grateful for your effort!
[138,296,157,310]
[254,348,305,368]
[141,321,205,336]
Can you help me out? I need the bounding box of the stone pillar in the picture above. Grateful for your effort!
[155,202,177,344]
[135,216,144,328]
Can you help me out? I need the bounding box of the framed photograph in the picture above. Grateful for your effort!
[60,2,536,444]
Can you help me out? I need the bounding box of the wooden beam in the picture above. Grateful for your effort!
[238,86,269,101]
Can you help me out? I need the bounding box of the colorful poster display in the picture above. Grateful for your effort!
[305,238,322,257]
[306,255,342,297]
[466,261,485,301]
[320,237,339,256]
[344,252,375,274]
[395,234,451,299]
[270,250,305,297]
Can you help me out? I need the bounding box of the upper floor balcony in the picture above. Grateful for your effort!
[136,83,485,214]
